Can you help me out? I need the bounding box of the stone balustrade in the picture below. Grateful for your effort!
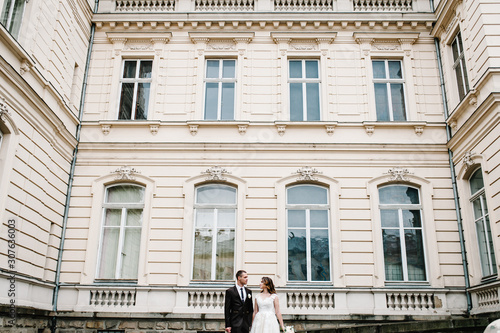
[352,0,413,11]
[115,0,176,11]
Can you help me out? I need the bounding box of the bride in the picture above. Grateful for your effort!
[250,277,285,333]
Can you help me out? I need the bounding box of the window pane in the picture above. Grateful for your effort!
[121,228,141,279]
[218,209,236,228]
[139,61,152,78]
[451,39,459,62]
[486,216,497,275]
[222,60,236,78]
[193,229,213,279]
[473,198,483,220]
[135,82,150,120]
[99,228,119,278]
[310,210,328,228]
[107,185,144,203]
[196,209,214,228]
[305,60,319,79]
[118,83,134,120]
[455,64,466,100]
[289,61,302,78]
[388,61,402,79]
[216,229,235,280]
[405,229,426,281]
[196,185,236,204]
[306,83,320,121]
[290,83,303,121]
[288,185,328,205]
[402,210,422,228]
[104,209,122,226]
[288,210,306,228]
[310,229,330,281]
[374,83,390,121]
[383,229,403,281]
[204,82,219,120]
[379,186,420,205]
[126,209,143,226]
[380,209,399,228]
[390,83,406,121]
[221,82,235,120]
[476,218,497,276]
[123,61,137,78]
[470,168,484,195]
[206,60,220,78]
[372,61,386,79]
[288,228,307,281]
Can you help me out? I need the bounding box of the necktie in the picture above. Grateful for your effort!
[240,288,245,302]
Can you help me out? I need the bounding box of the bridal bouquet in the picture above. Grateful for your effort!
[284,326,295,333]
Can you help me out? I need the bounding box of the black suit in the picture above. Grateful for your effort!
[225,286,253,333]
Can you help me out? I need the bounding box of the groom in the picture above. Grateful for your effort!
[225,270,253,333]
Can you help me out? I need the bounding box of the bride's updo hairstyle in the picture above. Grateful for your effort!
[261,277,277,294]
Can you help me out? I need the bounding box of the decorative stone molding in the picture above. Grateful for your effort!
[150,124,159,135]
[386,167,412,181]
[202,166,231,181]
[325,124,336,136]
[354,33,419,58]
[238,124,248,135]
[414,125,424,136]
[112,166,140,181]
[271,32,337,49]
[463,151,476,169]
[101,124,111,135]
[189,124,199,136]
[276,124,286,136]
[364,125,374,136]
[0,97,10,120]
[295,166,322,182]
[20,60,31,75]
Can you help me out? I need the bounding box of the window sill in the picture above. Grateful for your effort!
[93,279,138,285]
[384,281,430,288]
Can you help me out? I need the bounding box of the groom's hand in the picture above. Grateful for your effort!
[225,327,231,333]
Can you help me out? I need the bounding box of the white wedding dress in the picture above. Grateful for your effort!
[250,294,280,333]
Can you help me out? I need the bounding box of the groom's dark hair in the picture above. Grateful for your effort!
[235,270,247,279]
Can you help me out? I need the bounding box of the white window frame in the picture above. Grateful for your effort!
[1,0,26,38]
[96,184,145,280]
[372,59,407,121]
[288,59,321,121]
[191,184,237,281]
[451,32,470,101]
[117,59,153,120]
[469,168,496,278]
[286,184,331,282]
[203,59,237,120]
[378,185,428,283]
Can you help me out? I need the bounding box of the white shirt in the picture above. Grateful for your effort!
[236,285,246,301]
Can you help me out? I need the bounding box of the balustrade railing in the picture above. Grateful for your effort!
[287,292,334,309]
[274,0,333,11]
[386,292,434,310]
[352,0,412,11]
[188,290,226,308]
[475,287,500,309]
[115,0,176,11]
[195,0,255,11]
[89,289,137,307]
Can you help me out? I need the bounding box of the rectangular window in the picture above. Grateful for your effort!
[193,184,236,280]
[287,185,330,282]
[289,60,320,121]
[98,185,144,280]
[1,0,25,38]
[118,60,152,120]
[451,32,470,101]
[372,60,407,121]
[469,168,497,277]
[379,185,426,282]
[204,59,236,120]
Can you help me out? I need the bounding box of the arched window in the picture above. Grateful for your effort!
[97,184,145,280]
[379,185,426,282]
[193,184,236,280]
[469,168,496,277]
[286,184,330,282]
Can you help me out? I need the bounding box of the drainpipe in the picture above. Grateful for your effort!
[51,0,99,331]
[434,38,472,314]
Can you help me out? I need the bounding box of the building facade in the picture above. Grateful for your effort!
[1,0,499,332]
